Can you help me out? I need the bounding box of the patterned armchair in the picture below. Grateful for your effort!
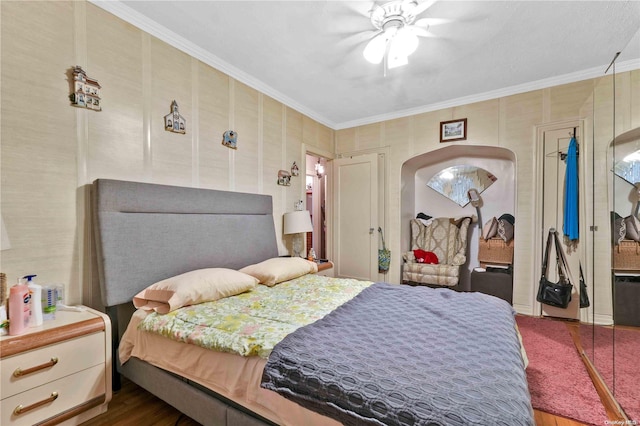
[402,217,471,287]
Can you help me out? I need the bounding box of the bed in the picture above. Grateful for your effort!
[92,178,534,426]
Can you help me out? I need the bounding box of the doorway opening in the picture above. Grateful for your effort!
[400,145,516,290]
[306,154,328,260]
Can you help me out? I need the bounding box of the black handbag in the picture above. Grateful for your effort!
[536,228,573,308]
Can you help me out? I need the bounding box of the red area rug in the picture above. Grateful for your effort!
[515,316,607,425]
[580,325,640,422]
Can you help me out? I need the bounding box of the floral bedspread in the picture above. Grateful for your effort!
[138,274,372,358]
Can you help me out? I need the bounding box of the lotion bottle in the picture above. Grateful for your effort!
[8,281,30,335]
[24,275,43,327]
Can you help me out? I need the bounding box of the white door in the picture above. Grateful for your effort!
[332,153,378,280]
[542,127,581,320]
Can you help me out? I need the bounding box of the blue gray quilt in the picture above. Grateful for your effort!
[261,283,533,426]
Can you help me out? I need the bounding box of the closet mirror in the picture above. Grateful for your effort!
[609,124,640,421]
[586,51,640,422]
[426,165,497,207]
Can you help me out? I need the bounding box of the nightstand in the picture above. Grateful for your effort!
[0,306,111,426]
[316,261,334,277]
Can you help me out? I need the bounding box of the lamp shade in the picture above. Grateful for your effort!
[283,210,313,235]
[1,216,11,251]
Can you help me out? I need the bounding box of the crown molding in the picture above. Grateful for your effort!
[88,1,640,132]
[334,58,640,130]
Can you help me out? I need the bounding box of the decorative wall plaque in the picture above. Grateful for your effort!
[164,100,186,134]
[69,66,102,111]
[278,170,291,186]
[222,130,238,149]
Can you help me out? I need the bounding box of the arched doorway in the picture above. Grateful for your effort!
[400,145,516,290]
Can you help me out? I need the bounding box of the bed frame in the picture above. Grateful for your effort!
[92,179,280,426]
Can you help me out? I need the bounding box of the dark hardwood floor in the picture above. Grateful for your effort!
[81,378,200,426]
[82,379,589,426]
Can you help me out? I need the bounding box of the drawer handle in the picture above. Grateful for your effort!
[13,391,59,415]
[13,357,59,377]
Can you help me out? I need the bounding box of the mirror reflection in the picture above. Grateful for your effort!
[427,165,497,207]
[613,150,640,186]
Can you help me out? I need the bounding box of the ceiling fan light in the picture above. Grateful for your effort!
[363,32,387,64]
[392,27,419,57]
[364,0,436,71]
[388,53,409,69]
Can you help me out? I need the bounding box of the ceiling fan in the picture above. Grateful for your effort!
[363,0,437,71]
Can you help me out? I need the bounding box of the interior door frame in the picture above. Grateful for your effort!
[334,147,389,282]
[534,119,589,319]
[302,144,335,261]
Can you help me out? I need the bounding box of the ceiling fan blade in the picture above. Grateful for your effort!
[363,31,387,64]
[409,26,434,38]
[415,17,452,28]
[413,0,437,16]
[343,1,373,18]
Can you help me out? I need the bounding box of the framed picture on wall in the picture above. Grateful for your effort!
[440,118,467,142]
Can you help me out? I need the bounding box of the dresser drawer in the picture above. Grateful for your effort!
[1,364,105,426]
[1,331,105,400]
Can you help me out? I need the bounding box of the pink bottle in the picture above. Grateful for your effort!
[9,283,31,335]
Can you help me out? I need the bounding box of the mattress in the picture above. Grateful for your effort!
[120,308,342,425]
[119,274,530,425]
[119,274,371,426]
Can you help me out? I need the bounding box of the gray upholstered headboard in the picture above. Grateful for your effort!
[92,179,279,307]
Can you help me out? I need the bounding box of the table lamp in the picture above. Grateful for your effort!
[283,210,312,257]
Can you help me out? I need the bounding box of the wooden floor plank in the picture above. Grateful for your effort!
[81,379,200,426]
[82,378,591,426]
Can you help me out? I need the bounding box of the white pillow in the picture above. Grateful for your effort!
[625,215,640,242]
[240,257,318,286]
[483,217,498,240]
[133,268,258,314]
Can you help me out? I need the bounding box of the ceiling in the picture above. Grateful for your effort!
[91,1,640,130]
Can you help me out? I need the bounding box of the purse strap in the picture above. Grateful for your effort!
[541,228,554,278]
[378,227,386,250]
[552,229,572,283]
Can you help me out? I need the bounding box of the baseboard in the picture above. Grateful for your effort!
[513,303,535,316]
[593,313,614,326]
[579,350,628,422]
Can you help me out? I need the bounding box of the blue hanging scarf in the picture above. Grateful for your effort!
[563,136,579,240]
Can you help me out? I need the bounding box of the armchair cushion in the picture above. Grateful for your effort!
[402,263,462,287]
